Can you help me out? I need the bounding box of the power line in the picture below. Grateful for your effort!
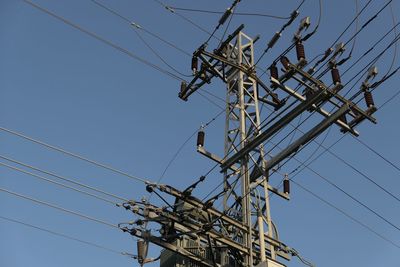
[28,0,225,112]
[0,126,149,184]
[0,154,129,202]
[90,0,193,77]
[156,108,226,185]
[199,47,396,206]
[90,0,191,57]
[354,138,400,172]
[292,155,400,232]
[0,215,125,255]
[0,186,118,229]
[291,181,400,249]
[151,0,221,41]
[166,6,291,20]
[23,0,185,82]
[0,161,118,205]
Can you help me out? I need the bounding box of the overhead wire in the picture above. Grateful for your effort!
[200,35,399,202]
[287,61,400,180]
[258,0,321,72]
[3,0,230,195]
[18,0,400,262]
[0,187,119,229]
[166,6,291,20]
[291,181,400,249]
[130,0,400,253]
[0,215,126,255]
[155,108,226,186]
[0,161,118,205]
[151,0,221,41]
[89,0,228,109]
[0,154,129,202]
[353,137,400,173]
[90,0,193,77]
[308,0,393,84]
[0,126,149,184]
[200,32,400,228]
[23,0,184,82]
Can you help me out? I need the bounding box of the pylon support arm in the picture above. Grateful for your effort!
[270,76,359,136]
[220,83,342,172]
[262,103,350,175]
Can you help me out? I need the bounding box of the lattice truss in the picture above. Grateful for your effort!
[119,20,380,267]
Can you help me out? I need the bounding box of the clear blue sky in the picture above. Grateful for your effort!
[1,0,400,267]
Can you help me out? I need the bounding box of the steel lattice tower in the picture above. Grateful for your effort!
[222,31,276,266]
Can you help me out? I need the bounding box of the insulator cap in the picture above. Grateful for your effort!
[280,56,291,70]
[270,64,279,80]
[331,67,341,85]
[191,56,198,73]
[364,90,375,108]
[197,130,205,147]
[283,179,290,194]
[296,41,306,61]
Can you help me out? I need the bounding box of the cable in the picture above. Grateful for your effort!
[0,161,118,205]
[291,181,400,249]
[23,0,185,82]
[0,215,125,255]
[0,126,149,184]
[199,47,392,206]
[353,137,400,173]
[285,62,400,182]
[0,155,128,202]
[203,0,241,45]
[205,69,400,230]
[25,0,223,112]
[151,0,221,41]
[0,186,119,229]
[309,0,393,84]
[382,1,398,78]
[90,0,193,77]
[91,0,191,57]
[156,108,226,185]
[167,6,291,20]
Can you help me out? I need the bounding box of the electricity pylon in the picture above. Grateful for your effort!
[118,16,379,267]
[190,29,288,266]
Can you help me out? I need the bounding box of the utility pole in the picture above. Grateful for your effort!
[117,5,381,267]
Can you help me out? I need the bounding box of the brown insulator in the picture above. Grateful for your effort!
[296,41,306,61]
[191,56,198,73]
[180,81,187,94]
[197,130,205,147]
[364,90,375,108]
[270,64,279,80]
[280,56,291,70]
[283,179,290,194]
[331,67,341,85]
